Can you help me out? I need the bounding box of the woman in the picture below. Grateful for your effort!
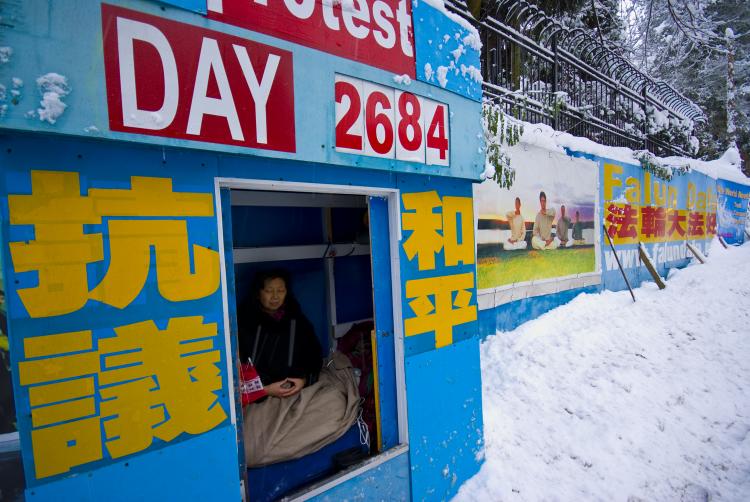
[239,270,322,399]
[240,270,360,467]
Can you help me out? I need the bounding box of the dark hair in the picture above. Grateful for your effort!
[515,197,521,204]
[247,269,300,314]
[539,191,546,200]
[252,268,291,296]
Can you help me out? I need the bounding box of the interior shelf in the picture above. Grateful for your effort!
[233,243,370,264]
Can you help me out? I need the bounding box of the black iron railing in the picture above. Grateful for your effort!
[445,0,703,158]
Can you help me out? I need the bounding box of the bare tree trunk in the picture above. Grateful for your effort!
[726,28,737,148]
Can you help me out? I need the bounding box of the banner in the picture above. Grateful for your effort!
[474,145,599,303]
[716,178,750,245]
[601,160,717,291]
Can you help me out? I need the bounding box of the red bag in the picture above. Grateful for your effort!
[240,362,267,405]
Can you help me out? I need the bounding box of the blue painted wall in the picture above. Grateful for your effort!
[1,131,486,500]
[311,450,410,502]
[25,426,240,501]
[413,1,483,101]
[479,286,601,336]
[405,338,484,501]
[1,134,236,498]
[155,0,207,13]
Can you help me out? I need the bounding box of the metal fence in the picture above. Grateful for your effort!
[445,0,703,158]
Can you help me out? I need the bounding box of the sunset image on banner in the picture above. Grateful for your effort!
[474,146,598,291]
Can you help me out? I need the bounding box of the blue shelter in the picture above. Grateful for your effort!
[0,0,487,500]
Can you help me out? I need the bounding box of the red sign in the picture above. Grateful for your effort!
[207,0,415,77]
[102,4,295,152]
[335,75,449,165]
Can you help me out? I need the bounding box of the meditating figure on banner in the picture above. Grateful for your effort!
[503,197,527,250]
[556,205,571,248]
[239,269,359,467]
[531,191,559,250]
[572,210,586,245]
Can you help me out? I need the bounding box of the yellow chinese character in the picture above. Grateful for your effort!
[18,330,102,478]
[404,272,477,348]
[442,196,475,267]
[402,191,443,271]
[89,220,219,308]
[9,171,103,318]
[98,317,226,458]
[402,192,475,271]
[18,317,227,478]
[9,171,220,317]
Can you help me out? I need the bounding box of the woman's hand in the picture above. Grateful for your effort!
[265,377,306,398]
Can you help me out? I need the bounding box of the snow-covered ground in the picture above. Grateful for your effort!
[455,240,750,502]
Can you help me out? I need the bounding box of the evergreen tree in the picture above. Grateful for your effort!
[519,0,749,168]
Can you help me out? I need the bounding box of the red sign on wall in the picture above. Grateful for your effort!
[102,4,296,152]
[206,0,415,78]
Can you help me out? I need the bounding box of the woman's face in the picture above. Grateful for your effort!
[259,277,287,313]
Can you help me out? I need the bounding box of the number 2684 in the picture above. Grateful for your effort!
[334,75,449,166]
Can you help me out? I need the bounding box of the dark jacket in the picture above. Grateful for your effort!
[238,299,323,386]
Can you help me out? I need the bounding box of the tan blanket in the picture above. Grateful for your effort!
[244,351,360,467]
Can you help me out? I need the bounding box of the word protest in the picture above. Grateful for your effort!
[207,0,414,76]
[335,75,449,166]
[102,4,295,152]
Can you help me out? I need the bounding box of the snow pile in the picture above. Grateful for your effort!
[463,32,482,52]
[512,120,749,185]
[662,145,748,186]
[421,0,482,48]
[454,240,750,502]
[460,64,482,83]
[35,73,70,124]
[393,74,413,86]
[514,120,636,164]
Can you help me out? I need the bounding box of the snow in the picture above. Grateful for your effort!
[463,32,482,52]
[0,46,12,64]
[460,64,483,83]
[35,73,70,125]
[393,74,413,86]
[424,63,435,82]
[451,44,466,63]
[648,107,670,134]
[0,84,6,118]
[510,120,750,186]
[421,0,482,49]
[662,145,748,186]
[437,66,449,88]
[455,239,750,502]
